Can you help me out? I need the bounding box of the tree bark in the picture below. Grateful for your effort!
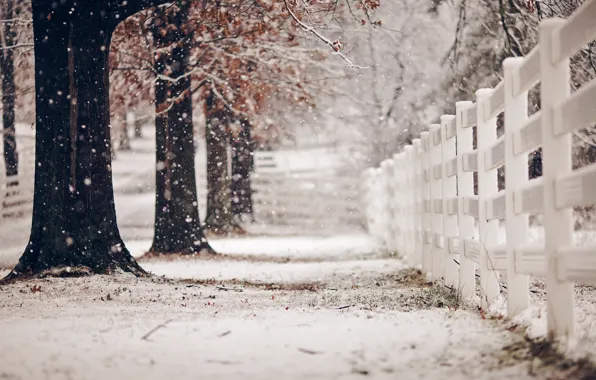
[204,89,236,233]
[1,0,18,181]
[5,0,169,280]
[230,118,254,221]
[150,4,212,254]
[133,115,143,138]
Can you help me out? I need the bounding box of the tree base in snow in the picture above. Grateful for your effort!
[2,246,147,282]
[148,242,216,256]
[204,223,246,236]
[204,213,245,236]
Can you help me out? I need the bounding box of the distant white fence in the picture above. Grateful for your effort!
[0,131,35,223]
[252,149,364,231]
[252,171,363,229]
[363,1,596,341]
[253,147,343,174]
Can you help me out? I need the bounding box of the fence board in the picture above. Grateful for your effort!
[513,47,541,96]
[553,0,596,64]
[461,151,478,172]
[513,112,542,156]
[558,245,596,284]
[484,82,505,120]
[462,196,478,218]
[553,78,596,136]
[515,177,545,215]
[488,244,507,271]
[464,105,477,128]
[486,192,506,220]
[463,239,480,265]
[555,162,596,209]
[485,136,505,170]
[516,244,547,277]
[445,119,457,139]
[445,157,458,177]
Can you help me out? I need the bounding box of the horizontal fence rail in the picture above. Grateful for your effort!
[362,0,596,342]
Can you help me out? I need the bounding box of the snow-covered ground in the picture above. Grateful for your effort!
[2,130,596,379]
[143,258,402,284]
[1,228,596,379]
[2,260,591,380]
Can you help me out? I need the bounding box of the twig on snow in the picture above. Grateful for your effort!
[141,319,174,341]
[216,285,243,292]
[298,348,323,355]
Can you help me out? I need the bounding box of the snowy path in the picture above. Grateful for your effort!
[0,299,542,380]
[1,234,593,379]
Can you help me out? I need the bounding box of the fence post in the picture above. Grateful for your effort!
[413,139,423,267]
[393,155,404,255]
[375,168,385,242]
[368,168,380,240]
[476,89,502,310]
[456,101,476,298]
[404,145,416,263]
[430,124,444,282]
[441,115,458,287]
[400,151,409,257]
[388,156,398,253]
[361,169,374,234]
[385,157,396,252]
[381,160,394,250]
[420,132,433,278]
[403,151,411,256]
[503,57,531,317]
[540,18,575,340]
[393,155,402,253]
[368,168,380,238]
[389,154,401,253]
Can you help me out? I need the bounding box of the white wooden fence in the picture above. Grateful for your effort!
[251,149,364,231]
[252,171,363,229]
[363,1,596,341]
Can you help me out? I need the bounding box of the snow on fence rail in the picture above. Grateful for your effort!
[362,1,596,341]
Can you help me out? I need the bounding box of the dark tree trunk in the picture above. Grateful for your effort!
[204,89,236,233]
[150,4,212,254]
[1,0,18,182]
[230,118,254,221]
[5,0,169,280]
[134,115,143,138]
